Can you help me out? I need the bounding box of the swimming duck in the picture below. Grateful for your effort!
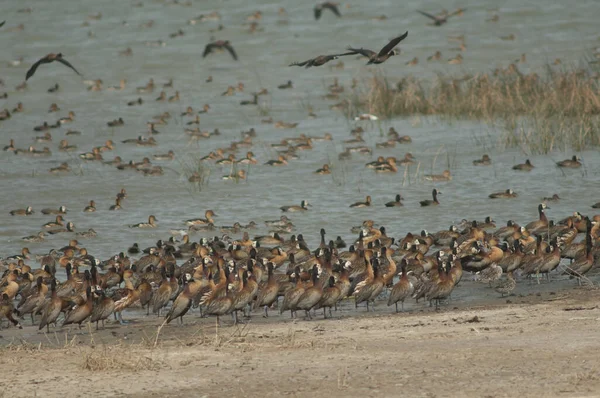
[512,159,534,171]
[489,189,518,199]
[543,194,560,202]
[22,231,46,243]
[236,151,258,165]
[281,200,311,212]
[153,150,175,161]
[473,154,491,166]
[185,210,217,226]
[347,31,408,64]
[424,170,452,182]
[350,196,371,208]
[130,215,158,228]
[278,80,293,89]
[41,206,67,215]
[385,194,404,207]
[76,228,97,239]
[315,164,331,174]
[25,53,82,81]
[83,200,96,212]
[265,155,288,166]
[397,153,416,166]
[10,206,34,216]
[107,117,125,127]
[427,51,442,61]
[58,111,75,124]
[420,189,441,206]
[49,162,70,173]
[556,155,582,168]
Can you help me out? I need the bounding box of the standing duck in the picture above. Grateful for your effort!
[295,264,324,319]
[62,286,93,329]
[353,258,384,311]
[387,259,414,312]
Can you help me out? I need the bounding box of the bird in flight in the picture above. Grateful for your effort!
[417,9,464,26]
[202,40,238,60]
[314,2,341,20]
[0,21,5,28]
[25,53,82,81]
[289,52,356,68]
[347,31,408,65]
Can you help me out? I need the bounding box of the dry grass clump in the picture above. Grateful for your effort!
[345,61,600,153]
[82,345,164,371]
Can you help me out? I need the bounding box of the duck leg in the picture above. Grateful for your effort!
[263,305,269,318]
[323,308,327,319]
[117,311,129,325]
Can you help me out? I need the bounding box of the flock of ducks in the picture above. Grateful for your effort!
[0,4,599,334]
[1,204,599,331]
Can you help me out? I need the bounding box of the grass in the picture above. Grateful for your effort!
[343,59,600,153]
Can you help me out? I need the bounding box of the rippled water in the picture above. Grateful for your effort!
[0,0,599,261]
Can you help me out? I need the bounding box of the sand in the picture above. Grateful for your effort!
[1,287,600,398]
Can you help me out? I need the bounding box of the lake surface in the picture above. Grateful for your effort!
[0,0,599,262]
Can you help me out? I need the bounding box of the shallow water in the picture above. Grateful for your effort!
[0,0,599,262]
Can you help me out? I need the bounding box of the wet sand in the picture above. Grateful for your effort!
[2,285,600,397]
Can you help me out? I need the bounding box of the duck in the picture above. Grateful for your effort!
[1,293,22,329]
[165,274,196,325]
[10,206,34,216]
[83,200,96,212]
[281,200,311,212]
[525,203,550,235]
[25,53,82,81]
[289,52,355,68]
[424,170,452,182]
[489,189,518,199]
[41,206,67,215]
[513,159,534,171]
[473,154,491,166]
[202,40,238,60]
[76,229,97,239]
[265,155,288,166]
[185,210,217,226]
[493,272,516,297]
[353,258,385,311]
[236,151,258,165]
[295,265,324,320]
[397,153,416,166]
[420,189,441,206]
[385,194,404,207]
[129,215,158,228]
[38,279,61,332]
[153,150,175,161]
[315,164,331,174]
[252,263,280,317]
[387,260,414,312]
[109,198,122,211]
[556,155,582,168]
[90,287,115,329]
[43,215,65,228]
[543,194,560,202]
[22,232,46,243]
[314,2,341,19]
[417,9,461,26]
[278,80,293,89]
[48,162,70,174]
[350,196,371,208]
[347,31,408,65]
[62,286,93,329]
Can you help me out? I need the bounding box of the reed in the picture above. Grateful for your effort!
[344,61,600,153]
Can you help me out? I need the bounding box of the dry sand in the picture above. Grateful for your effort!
[1,287,600,398]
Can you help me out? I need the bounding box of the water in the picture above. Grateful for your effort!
[0,0,599,261]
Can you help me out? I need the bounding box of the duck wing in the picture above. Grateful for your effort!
[202,43,216,58]
[324,3,341,17]
[25,55,49,81]
[346,47,377,58]
[378,31,408,56]
[314,5,323,20]
[417,10,439,21]
[223,42,238,60]
[57,56,82,76]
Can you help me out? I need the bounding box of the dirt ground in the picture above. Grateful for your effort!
[2,286,600,398]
